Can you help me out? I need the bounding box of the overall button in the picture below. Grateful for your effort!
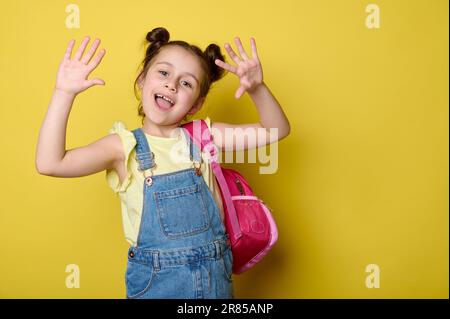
[129,251,135,258]
[145,176,153,186]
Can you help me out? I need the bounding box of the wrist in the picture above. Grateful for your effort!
[248,81,266,95]
[54,87,77,99]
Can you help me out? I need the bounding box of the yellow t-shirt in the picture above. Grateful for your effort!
[105,117,224,247]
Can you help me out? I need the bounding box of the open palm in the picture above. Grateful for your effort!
[215,37,263,99]
[55,36,106,95]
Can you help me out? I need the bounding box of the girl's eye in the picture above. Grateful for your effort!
[182,81,192,88]
[159,70,168,76]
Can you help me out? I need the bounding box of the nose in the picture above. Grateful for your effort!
[164,83,177,92]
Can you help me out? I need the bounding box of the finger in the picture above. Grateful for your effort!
[224,42,242,65]
[250,37,259,60]
[83,78,105,91]
[73,36,90,61]
[87,78,106,87]
[234,37,249,60]
[64,39,75,60]
[215,59,237,74]
[235,86,246,99]
[87,48,106,72]
[81,38,101,64]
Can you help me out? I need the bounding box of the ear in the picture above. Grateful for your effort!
[188,96,205,115]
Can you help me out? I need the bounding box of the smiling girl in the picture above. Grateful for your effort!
[35,27,290,299]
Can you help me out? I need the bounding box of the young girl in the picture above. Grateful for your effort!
[36,27,290,299]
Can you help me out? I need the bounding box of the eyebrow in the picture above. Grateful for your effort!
[155,61,200,85]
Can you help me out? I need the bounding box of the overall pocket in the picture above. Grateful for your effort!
[125,260,155,299]
[155,183,210,239]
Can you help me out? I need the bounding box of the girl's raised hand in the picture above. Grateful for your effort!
[55,36,106,95]
[215,37,263,99]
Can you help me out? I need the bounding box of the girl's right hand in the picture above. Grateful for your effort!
[55,36,106,96]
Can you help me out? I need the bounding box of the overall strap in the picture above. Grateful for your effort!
[131,128,155,171]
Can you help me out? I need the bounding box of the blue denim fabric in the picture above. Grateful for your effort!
[125,128,234,299]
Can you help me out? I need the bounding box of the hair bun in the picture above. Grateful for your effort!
[204,43,226,83]
[146,27,170,45]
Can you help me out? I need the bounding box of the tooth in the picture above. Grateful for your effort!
[155,94,174,105]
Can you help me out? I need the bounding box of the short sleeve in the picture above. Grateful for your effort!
[105,121,136,193]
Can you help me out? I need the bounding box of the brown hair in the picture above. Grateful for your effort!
[134,27,227,125]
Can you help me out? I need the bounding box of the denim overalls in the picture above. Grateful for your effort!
[125,127,234,299]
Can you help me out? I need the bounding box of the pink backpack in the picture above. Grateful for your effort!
[182,120,278,274]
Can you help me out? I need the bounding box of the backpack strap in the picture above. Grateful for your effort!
[181,120,242,241]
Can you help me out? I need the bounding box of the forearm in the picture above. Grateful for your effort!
[35,88,76,172]
[248,82,290,138]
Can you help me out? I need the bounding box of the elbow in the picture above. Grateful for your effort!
[285,124,291,137]
[35,160,54,176]
[279,124,291,140]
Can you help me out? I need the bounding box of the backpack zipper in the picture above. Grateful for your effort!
[235,177,245,195]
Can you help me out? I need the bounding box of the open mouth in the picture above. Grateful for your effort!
[154,93,175,111]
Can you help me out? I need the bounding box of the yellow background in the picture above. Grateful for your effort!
[0,0,448,298]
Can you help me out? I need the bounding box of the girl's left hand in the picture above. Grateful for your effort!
[215,37,263,99]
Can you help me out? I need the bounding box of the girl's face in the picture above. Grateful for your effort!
[138,45,205,127]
